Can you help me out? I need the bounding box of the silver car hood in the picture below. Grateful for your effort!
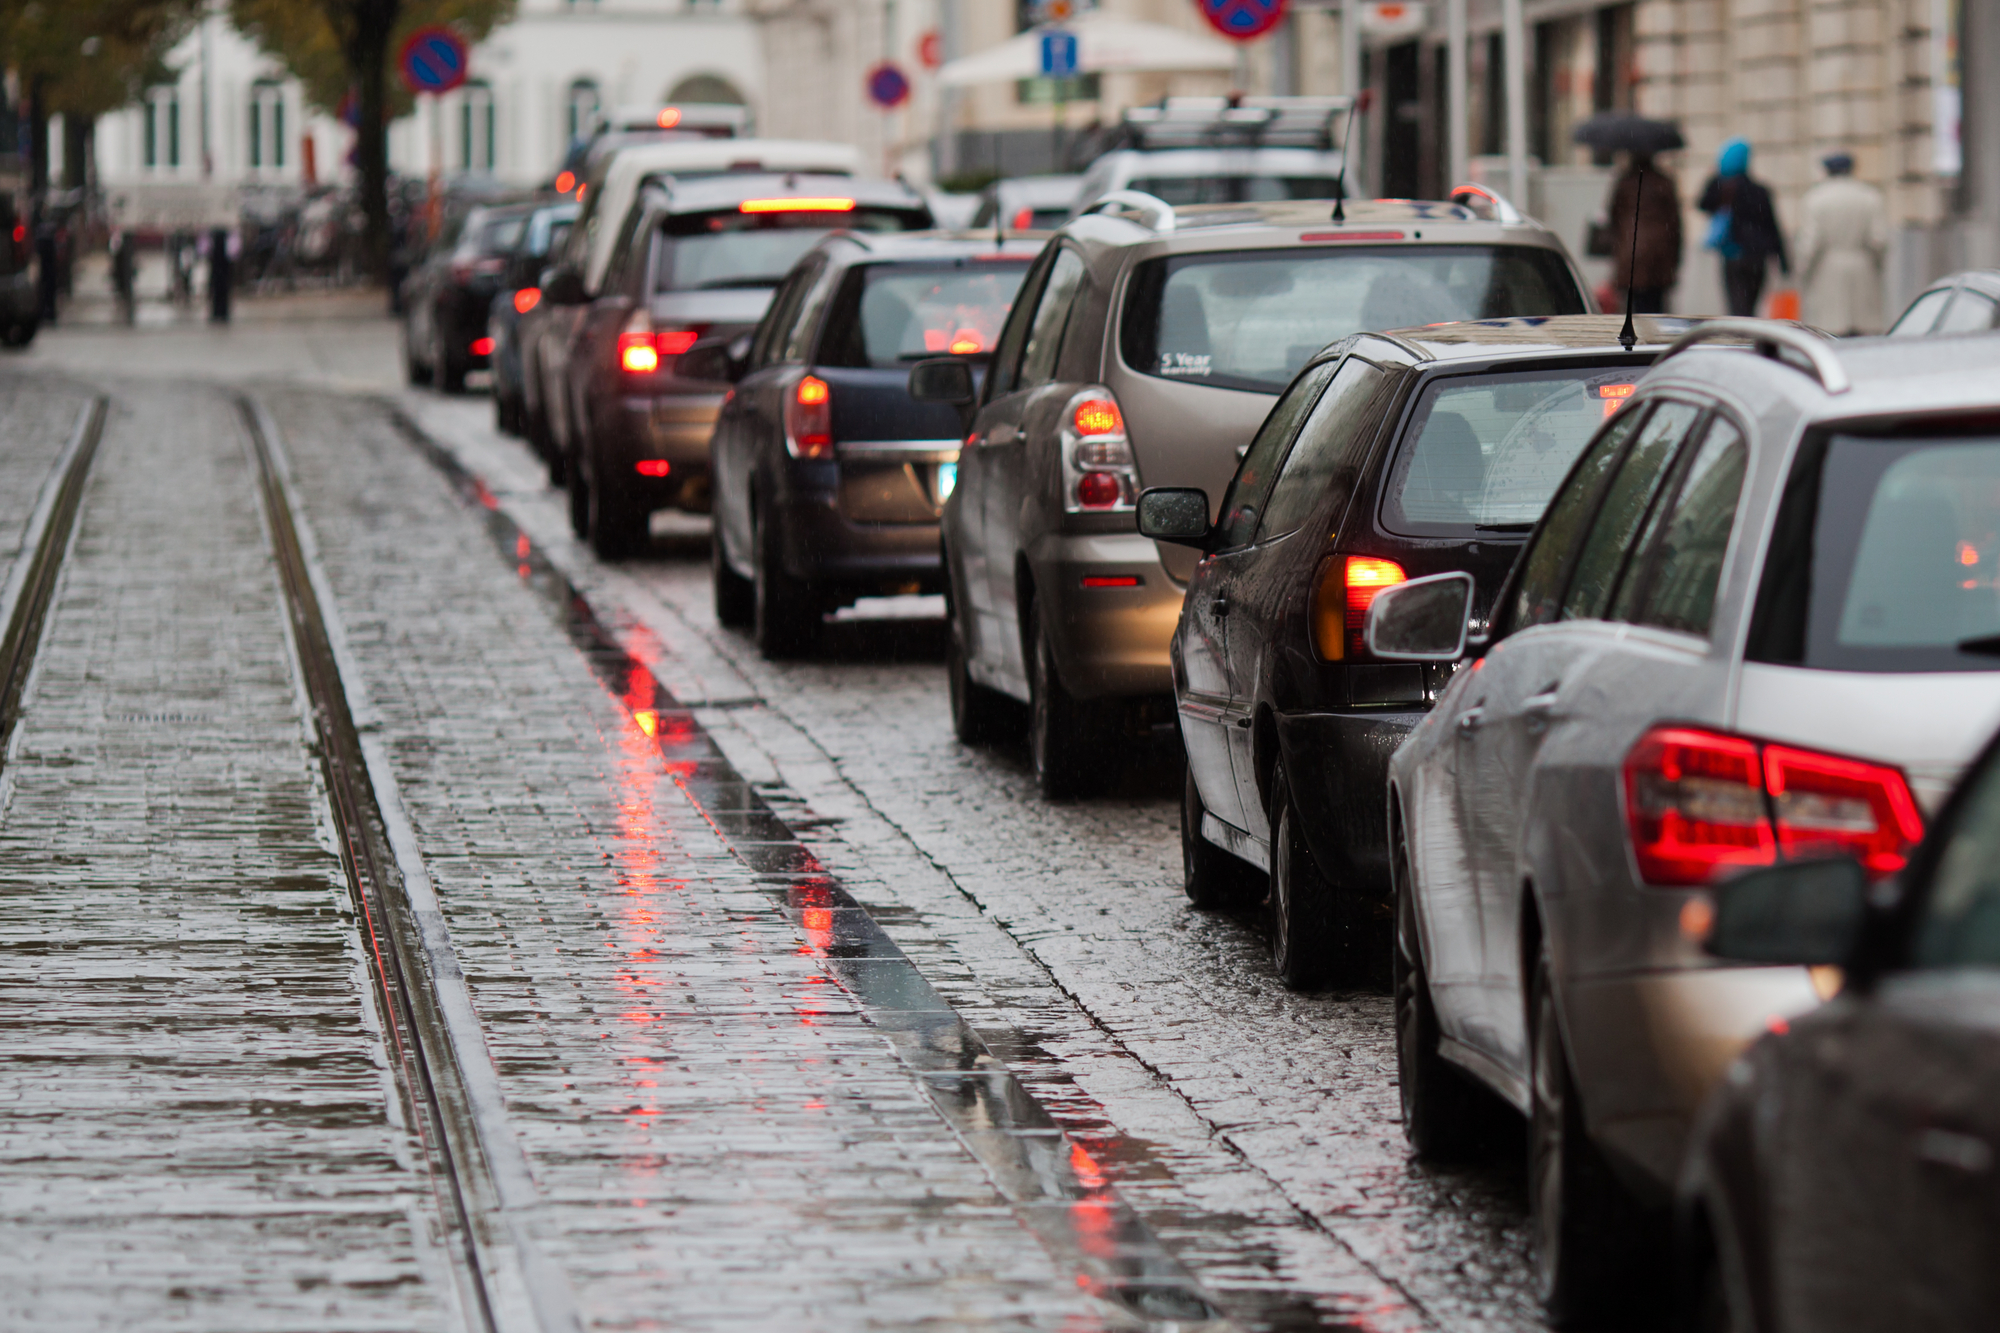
[1733,662,2000,814]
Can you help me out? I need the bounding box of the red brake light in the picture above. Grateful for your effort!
[555,171,576,194]
[1076,472,1122,508]
[1622,726,1921,886]
[1338,556,1408,659]
[1011,206,1034,231]
[635,460,671,477]
[10,224,23,244]
[1073,399,1122,436]
[619,333,660,373]
[740,197,855,214]
[786,374,833,458]
[657,107,682,128]
[514,287,540,314]
[657,329,699,355]
[470,336,495,356]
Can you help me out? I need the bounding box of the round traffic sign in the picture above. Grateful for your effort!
[399,26,469,95]
[866,62,911,109]
[1195,0,1289,41]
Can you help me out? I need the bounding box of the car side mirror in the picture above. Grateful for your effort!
[679,333,750,384]
[908,357,976,405]
[1705,857,1870,967]
[1365,572,1474,661]
[1136,487,1211,546]
[541,264,587,306]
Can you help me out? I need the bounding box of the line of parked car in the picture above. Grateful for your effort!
[402,106,2000,1329]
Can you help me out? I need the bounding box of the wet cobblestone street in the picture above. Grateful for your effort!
[0,318,1560,1332]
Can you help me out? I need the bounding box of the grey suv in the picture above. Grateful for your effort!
[912,191,1591,796]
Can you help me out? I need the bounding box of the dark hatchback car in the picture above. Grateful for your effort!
[490,200,577,446]
[1684,726,2000,1333]
[703,232,1040,657]
[1140,315,1697,986]
[403,202,532,393]
[539,173,932,558]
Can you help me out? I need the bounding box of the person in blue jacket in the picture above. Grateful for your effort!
[1699,137,1790,316]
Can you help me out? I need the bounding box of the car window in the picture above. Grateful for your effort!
[1915,756,2000,968]
[1119,245,1587,394]
[816,262,1030,368]
[1016,247,1087,391]
[1614,417,1749,635]
[1212,359,1342,549]
[652,210,917,295]
[751,263,817,369]
[1383,366,1643,537]
[1890,287,1953,336]
[1937,290,2000,334]
[1561,401,1703,621]
[1126,175,1347,205]
[1499,405,1650,634]
[1256,359,1390,540]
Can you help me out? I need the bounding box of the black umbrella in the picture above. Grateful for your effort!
[1572,112,1684,157]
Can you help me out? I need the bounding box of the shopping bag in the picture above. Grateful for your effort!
[1766,287,1800,322]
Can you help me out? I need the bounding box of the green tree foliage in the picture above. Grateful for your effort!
[0,0,202,117]
[228,0,515,280]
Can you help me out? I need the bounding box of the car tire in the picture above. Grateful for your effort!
[712,527,754,629]
[947,609,1016,744]
[1394,820,1497,1160]
[1268,761,1348,988]
[4,320,37,348]
[567,449,590,539]
[436,321,466,395]
[1182,767,1262,909]
[1028,613,1103,799]
[587,466,647,561]
[1530,938,1647,1327]
[495,391,519,436]
[404,322,433,386]
[753,498,817,659]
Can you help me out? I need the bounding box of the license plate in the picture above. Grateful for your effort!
[935,461,957,502]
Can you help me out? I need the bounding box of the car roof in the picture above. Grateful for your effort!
[1914,268,2000,299]
[1056,195,1577,265]
[1360,314,1710,363]
[1642,330,2000,429]
[810,230,1047,265]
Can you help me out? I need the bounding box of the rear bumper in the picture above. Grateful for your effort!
[1026,531,1182,700]
[1275,708,1425,899]
[596,388,727,510]
[776,487,944,592]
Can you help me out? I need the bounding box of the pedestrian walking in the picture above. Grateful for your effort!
[1607,154,1682,312]
[1699,137,1789,317]
[207,226,234,324]
[1795,152,1889,335]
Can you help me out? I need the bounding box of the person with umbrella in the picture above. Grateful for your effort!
[1795,151,1889,335]
[1699,137,1789,317]
[1575,114,1685,313]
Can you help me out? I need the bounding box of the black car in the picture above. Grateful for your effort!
[403,202,533,393]
[537,172,932,559]
[490,200,577,447]
[1140,315,1696,986]
[1685,723,2000,1333]
[701,231,1039,657]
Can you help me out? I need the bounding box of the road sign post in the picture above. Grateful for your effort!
[399,27,469,242]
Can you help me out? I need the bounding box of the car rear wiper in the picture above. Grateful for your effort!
[1475,522,1535,533]
[1957,634,2000,657]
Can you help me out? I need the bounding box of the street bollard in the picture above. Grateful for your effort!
[208,226,233,324]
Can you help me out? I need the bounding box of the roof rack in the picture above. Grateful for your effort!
[1656,319,1850,395]
[1447,183,1524,225]
[1119,95,1354,151]
[1079,190,1176,233]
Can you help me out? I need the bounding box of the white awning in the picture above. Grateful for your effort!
[937,14,1236,88]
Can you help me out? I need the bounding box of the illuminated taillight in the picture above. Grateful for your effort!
[635,460,671,477]
[1763,745,1924,876]
[785,373,833,458]
[1011,206,1034,231]
[1061,387,1135,513]
[1597,383,1636,418]
[555,170,576,194]
[514,287,540,314]
[740,197,855,214]
[1313,555,1408,660]
[619,334,660,373]
[617,311,704,374]
[656,107,682,128]
[1622,727,1921,886]
[470,336,495,356]
[655,329,699,355]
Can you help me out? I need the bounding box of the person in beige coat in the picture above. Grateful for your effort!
[1796,152,1890,335]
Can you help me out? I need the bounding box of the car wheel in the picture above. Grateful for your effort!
[947,606,1017,744]
[1530,938,1646,1326]
[1394,820,1497,1159]
[753,498,817,659]
[567,448,590,539]
[1182,766,1262,909]
[1028,613,1102,799]
[436,321,466,395]
[712,526,754,629]
[587,463,647,561]
[4,321,37,348]
[404,321,433,385]
[494,391,518,436]
[1268,761,1347,988]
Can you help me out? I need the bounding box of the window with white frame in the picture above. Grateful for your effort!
[461,81,495,172]
[143,86,180,170]
[567,79,600,143]
[248,80,285,170]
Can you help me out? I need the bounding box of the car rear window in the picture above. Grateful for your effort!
[460,212,527,257]
[1381,366,1646,535]
[1750,431,2000,672]
[1126,176,1345,205]
[817,262,1031,368]
[654,206,928,292]
[1120,246,1585,394]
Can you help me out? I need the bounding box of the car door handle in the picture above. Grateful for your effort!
[1235,716,1251,729]
[1457,706,1485,735]
[1212,596,1230,616]
[1523,687,1560,712]
[1916,1127,1995,1175]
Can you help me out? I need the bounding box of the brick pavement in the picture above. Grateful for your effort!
[0,379,95,594]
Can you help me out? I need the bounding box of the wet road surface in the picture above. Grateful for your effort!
[0,328,1572,1333]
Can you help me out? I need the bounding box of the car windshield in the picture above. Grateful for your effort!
[1382,367,1643,535]
[656,207,927,292]
[1126,175,1345,205]
[1752,433,2000,673]
[819,262,1031,368]
[1121,246,1586,393]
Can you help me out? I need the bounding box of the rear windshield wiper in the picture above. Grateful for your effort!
[1475,522,1536,533]
[1957,634,2000,657]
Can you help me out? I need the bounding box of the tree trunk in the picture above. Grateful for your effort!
[336,0,401,286]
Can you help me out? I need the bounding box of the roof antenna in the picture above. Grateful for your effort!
[1618,168,1644,352]
[1332,94,1362,224]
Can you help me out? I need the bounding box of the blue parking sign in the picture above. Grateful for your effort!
[1040,30,1079,78]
